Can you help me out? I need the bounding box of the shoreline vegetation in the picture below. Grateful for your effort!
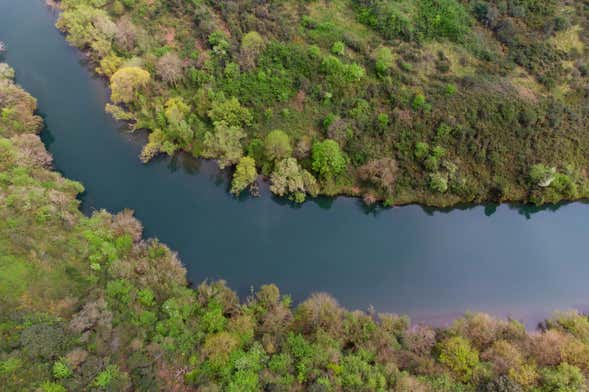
[3,63,589,391]
[53,0,589,208]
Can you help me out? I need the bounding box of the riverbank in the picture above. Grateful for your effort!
[52,0,589,208]
[4,59,589,391]
[4,0,589,330]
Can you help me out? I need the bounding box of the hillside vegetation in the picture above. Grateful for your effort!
[4,62,589,391]
[54,0,589,206]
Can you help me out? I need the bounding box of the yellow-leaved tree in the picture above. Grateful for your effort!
[109,66,150,104]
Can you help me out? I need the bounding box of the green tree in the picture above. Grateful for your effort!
[438,337,479,382]
[231,156,257,195]
[270,158,318,202]
[311,139,347,178]
[529,164,556,187]
[540,363,585,392]
[97,54,124,77]
[264,130,292,162]
[0,63,15,80]
[208,96,253,127]
[202,121,246,169]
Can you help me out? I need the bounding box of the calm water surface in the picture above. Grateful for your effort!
[2,1,589,327]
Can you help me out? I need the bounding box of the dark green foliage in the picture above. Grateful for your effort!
[540,363,585,391]
[354,0,471,42]
[477,375,523,392]
[417,0,471,42]
[20,323,68,361]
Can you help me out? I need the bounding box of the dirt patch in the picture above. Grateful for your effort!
[161,26,176,46]
[292,90,306,111]
[394,108,412,125]
[516,85,539,103]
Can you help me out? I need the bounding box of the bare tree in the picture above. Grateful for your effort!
[115,16,137,52]
[156,52,184,85]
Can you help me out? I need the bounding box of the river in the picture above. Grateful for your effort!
[2,0,589,327]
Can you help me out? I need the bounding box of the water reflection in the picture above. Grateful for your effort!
[138,148,584,219]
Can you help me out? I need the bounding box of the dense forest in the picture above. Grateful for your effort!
[53,0,589,206]
[3,62,589,391]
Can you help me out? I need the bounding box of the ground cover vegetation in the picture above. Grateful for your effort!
[53,0,589,206]
[4,63,589,391]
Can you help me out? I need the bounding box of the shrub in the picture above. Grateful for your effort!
[345,63,366,82]
[374,47,393,76]
[320,56,365,88]
[295,293,343,336]
[414,142,430,160]
[436,123,453,140]
[97,55,123,77]
[545,311,589,342]
[256,284,281,308]
[482,340,523,375]
[531,330,568,366]
[508,362,539,388]
[478,375,523,392]
[377,113,389,127]
[202,332,240,371]
[20,323,66,360]
[417,0,471,43]
[404,325,436,356]
[424,155,439,171]
[551,174,577,198]
[445,83,458,95]
[92,365,122,389]
[164,97,190,124]
[412,94,426,111]
[331,41,345,56]
[358,158,398,194]
[39,382,67,392]
[52,360,73,379]
[356,1,415,41]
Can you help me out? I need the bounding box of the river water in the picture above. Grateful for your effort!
[2,1,589,327]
